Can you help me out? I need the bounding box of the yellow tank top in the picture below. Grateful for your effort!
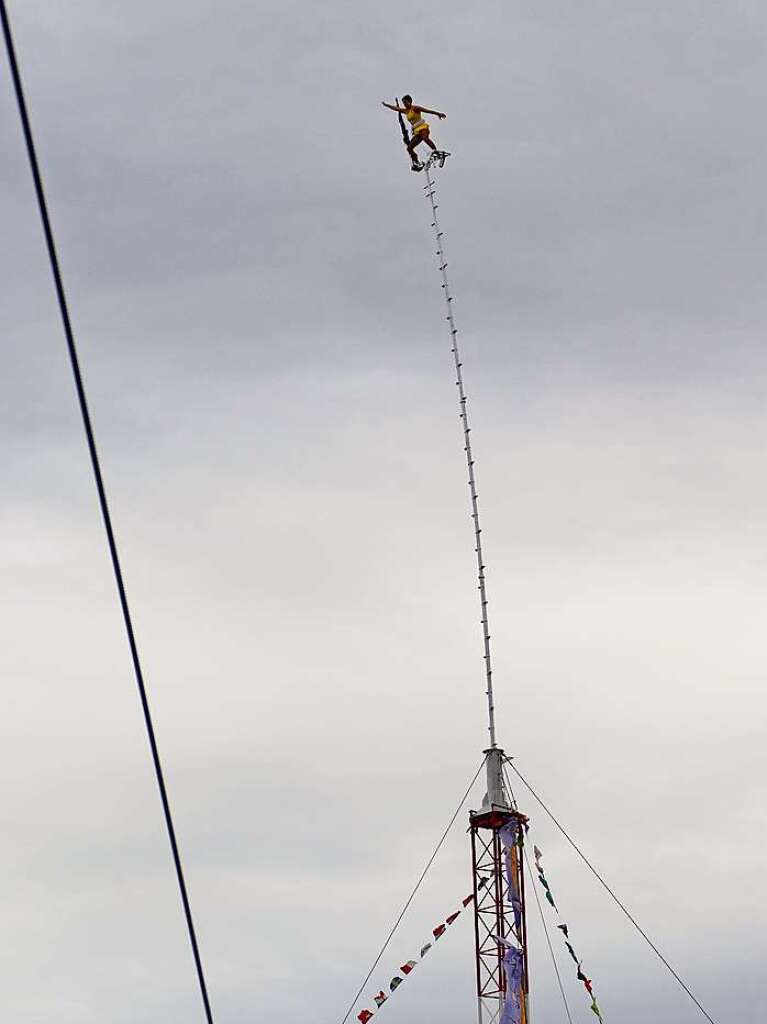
[405,106,428,133]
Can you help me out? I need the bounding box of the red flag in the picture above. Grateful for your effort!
[446,911,461,925]
[462,893,475,907]
[374,991,387,1008]
[577,967,594,994]
[433,923,446,940]
[400,960,417,975]
[358,1012,374,1024]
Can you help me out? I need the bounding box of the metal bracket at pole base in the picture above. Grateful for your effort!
[480,747,512,816]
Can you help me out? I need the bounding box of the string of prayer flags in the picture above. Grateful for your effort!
[537,872,558,910]
[577,967,594,996]
[533,844,558,909]
[356,885,477,1023]
[532,842,605,1023]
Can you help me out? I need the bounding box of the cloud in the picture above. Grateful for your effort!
[1,0,764,1021]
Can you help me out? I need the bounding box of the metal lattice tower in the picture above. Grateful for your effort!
[470,806,530,1024]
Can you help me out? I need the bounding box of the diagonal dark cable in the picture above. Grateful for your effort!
[0,6,214,1021]
[522,842,573,1024]
[507,759,718,1024]
[338,756,487,1024]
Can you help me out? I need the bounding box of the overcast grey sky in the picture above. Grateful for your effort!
[1,1,765,1021]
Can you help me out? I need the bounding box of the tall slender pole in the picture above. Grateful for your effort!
[423,162,497,749]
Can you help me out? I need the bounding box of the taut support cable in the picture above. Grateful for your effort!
[0,6,214,1020]
[337,757,488,1024]
[422,162,497,749]
[507,759,720,1024]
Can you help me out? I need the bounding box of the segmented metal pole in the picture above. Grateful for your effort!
[423,161,497,750]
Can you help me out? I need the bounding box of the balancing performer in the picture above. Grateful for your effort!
[382,96,448,171]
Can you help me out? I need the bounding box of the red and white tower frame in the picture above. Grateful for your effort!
[470,749,529,1024]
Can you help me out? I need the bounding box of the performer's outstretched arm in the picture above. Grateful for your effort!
[417,105,446,119]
